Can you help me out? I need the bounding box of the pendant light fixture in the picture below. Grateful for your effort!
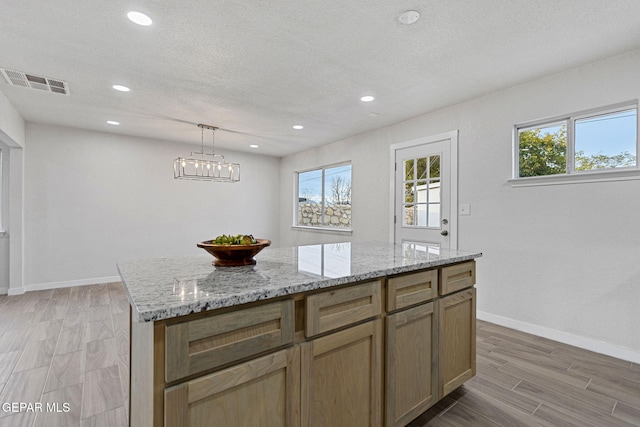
[174,124,240,182]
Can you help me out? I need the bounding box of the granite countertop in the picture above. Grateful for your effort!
[117,241,482,323]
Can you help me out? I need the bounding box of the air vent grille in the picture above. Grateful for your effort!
[0,68,70,95]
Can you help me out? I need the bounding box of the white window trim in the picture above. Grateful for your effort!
[293,161,352,232]
[290,225,353,234]
[508,168,640,187]
[511,101,639,187]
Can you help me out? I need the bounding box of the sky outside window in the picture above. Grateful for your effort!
[298,165,351,202]
[298,169,322,202]
[575,109,637,168]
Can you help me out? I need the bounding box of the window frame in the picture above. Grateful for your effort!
[293,161,352,232]
[511,102,640,186]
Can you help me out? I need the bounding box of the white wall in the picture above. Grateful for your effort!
[279,49,640,359]
[0,140,10,292]
[0,89,25,148]
[0,89,25,294]
[23,123,280,289]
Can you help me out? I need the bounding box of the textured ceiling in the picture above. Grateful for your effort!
[1,0,640,156]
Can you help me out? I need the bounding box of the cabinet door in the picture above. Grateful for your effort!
[385,302,437,427]
[164,346,300,427]
[301,319,383,427]
[438,288,476,398]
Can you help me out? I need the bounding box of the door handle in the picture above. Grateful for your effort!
[441,230,448,236]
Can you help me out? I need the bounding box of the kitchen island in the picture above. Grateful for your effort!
[118,241,482,427]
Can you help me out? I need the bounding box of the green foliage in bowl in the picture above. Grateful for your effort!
[213,234,257,245]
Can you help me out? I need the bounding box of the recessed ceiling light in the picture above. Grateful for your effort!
[112,85,130,92]
[107,120,120,125]
[398,10,420,25]
[360,95,375,102]
[127,11,152,26]
[293,125,304,130]
[249,144,259,148]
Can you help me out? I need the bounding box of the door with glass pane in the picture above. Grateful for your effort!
[393,135,455,251]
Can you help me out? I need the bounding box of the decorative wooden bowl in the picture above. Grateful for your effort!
[197,239,271,266]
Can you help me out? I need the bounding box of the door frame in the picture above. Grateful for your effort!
[389,130,459,249]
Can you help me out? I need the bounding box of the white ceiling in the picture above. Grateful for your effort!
[1,1,640,157]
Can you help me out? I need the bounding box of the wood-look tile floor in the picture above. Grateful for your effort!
[409,321,640,426]
[0,284,129,427]
[1,284,639,426]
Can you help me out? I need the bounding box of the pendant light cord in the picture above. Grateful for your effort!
[201,126,205,159]
[211,127,216,156]
[201,126,204,153]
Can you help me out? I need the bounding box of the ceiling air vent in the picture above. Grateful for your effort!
[0,68,70,95]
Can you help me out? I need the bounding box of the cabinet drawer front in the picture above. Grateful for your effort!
[165,346,300,427]
[165,299,294,383]
[305,280,382,337]
[439,261,476,295]
[387,269,437,311]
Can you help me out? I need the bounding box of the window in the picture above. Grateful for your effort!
[402,155,441,227]
[515,104,638,179]
[296,162,351,229]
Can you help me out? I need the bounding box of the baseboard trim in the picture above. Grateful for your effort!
[7,287,25,295]
[24,276,121,293]
[477,310,640,364]
[0,286,8,295]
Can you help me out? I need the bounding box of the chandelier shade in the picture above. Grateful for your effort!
[173,124,240,182]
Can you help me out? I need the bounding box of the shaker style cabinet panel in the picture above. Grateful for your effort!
[301,319,383,427]
[439,261,475,296]
[305,280,381,337]
[438,288,476,398]
[164,346,300,427]
[387,269,438,312]
[385,302,438,427]
[165,299,294,382]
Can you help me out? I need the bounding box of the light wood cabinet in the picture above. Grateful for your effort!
[164,346,300,427]
[301,319,383,427]
[385,302,437,427]
[439,261,475,296]
[130,261,478,427]
[305,280,381,337]
[386,270,437,312]
[165,299,294,382]
[438,287,476,398]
